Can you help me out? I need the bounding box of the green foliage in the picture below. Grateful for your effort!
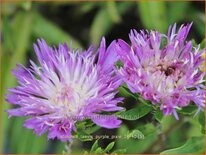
[177,105,197,115]
[118,85,137,99]
[9,117,47,153]
[112,149,127,154]
[200,39,205,49]
[106,1,121,23]
[118,85,152,107]
[32,12,82,49]
[127,129,144,139]
[138,1,167,32]
[88,140,120,154]
[75,120,100,142]
[198,111,205,134]
[117,124,158,153]
[117,106,152,120]
[167,2,190,24]
[2,10,34,154]
[104,141,115,153]
[90,8,113,46]
[154,109,163,122]
[90,2,132,46]
[160,136,205,154]
[90,139,99,153]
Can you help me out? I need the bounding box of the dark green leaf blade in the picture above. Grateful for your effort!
[117,106,152,120]
[154,109,163,122]
[104,142,115,152]
[90,139,99,153]
[32,12,82,49]
[160,136,205,154]
[138,1,167,33]
[177,104,197,115]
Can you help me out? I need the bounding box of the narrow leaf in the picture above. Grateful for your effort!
[177,104,197,115]
[32,12,82,49]
[104,142,115,152]
[90,2,132,46]
[2,11,33,153]
[117,106,152,120]
[127,129,144,140]
[138,1,167,32]
[94,147,104,154]
[107,1,121,23]
[90,139,99,153]
[154,109,163,122]
[160,136,205,154]
[112,149,127,154]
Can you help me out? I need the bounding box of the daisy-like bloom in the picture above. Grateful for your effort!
[116,23,205,119]
[6,38,123,141]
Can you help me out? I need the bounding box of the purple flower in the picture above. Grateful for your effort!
[115,23,205,119]
[6,38,123,142]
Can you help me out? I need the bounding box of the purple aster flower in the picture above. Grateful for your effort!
[115,23,205,119]
[6,38,123,142]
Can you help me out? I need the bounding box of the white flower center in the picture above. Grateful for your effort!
[142,59,185,96]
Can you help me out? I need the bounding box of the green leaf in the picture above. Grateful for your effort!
[177,104,197,115]
[127,129,144,140]
[117,125,157,153]
[192,39,205,50]
[112,149,127,154]
[137,96,152,107]
[1,3,16,16]
[118,85,152,107]
[19,1,32,10]
[200,39,205,49]
[90,140,117,154]
[94,147,104,154]
[2,10,34,153]
[167,2,190,24]
[78,133,93,142]
[55,141,65,154]
[117,106,152,120]
[154,109,163,122]
[160,37,167,49]
[76,3,96,14]
[138,123,157,137]
[190,12,205,38]
[104,142,115,152]
[90,8,113,46]
[32,12,82,49]
[9,117,48,154]
[118,85,137,99]
[160,136,205,154]
[84,125,100,135]
[2,15,15,52]
[90,139,99,153]
[106,1,121,23]
[76,129,93,142]
[90,2,132,46]
[138,1,167,32]
[192,39,197,47]
[75,120,96,141]
[198,111,205,134]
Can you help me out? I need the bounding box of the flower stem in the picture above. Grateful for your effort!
[63,141,73,154]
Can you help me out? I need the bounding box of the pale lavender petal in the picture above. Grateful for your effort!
[91,114,122,129]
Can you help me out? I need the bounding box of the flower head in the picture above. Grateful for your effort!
[116,23,205,119]
[6,38,123,141]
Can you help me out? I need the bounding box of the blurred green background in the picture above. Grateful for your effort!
[1,1,205,154]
